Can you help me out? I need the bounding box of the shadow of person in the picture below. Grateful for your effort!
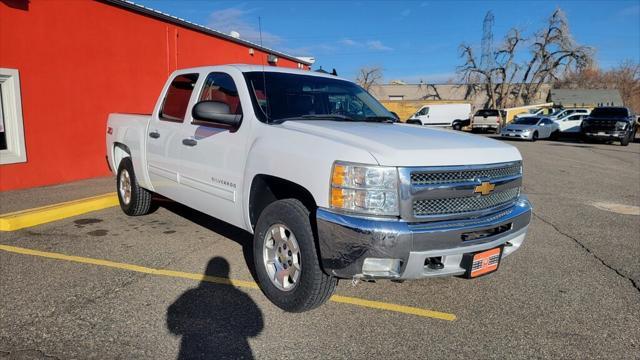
[167,257,264,360]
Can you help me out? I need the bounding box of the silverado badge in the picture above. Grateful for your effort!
[474,182,495,196]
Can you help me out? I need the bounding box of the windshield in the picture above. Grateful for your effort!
[513,118,540,125]
[590,107,629,118]
[475,109,499,117]
[243,72,395,123]
[549,109,565,117]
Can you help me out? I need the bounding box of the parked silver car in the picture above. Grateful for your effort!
[500,117,559,141]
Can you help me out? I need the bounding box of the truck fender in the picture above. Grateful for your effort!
[241,130,378,232]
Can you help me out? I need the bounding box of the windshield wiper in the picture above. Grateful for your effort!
[271,114,356,124]
[364,116,396,123]
[300,114,356,121]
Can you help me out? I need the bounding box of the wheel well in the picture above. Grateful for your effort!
[249,175,317,229]
[113,142,131,169]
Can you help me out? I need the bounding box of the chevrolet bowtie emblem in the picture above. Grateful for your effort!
[474,182,495,196]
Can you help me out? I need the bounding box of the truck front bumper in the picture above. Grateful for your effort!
[316,196,531,279]
[583,130,628,139]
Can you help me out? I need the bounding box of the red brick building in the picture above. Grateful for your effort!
[0,0,310,191]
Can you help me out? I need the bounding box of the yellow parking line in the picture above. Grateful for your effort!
[0,193,119,231]
[0,244,456,321]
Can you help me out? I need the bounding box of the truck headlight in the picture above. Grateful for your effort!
[615,121,627,130]
[330,162,399,216]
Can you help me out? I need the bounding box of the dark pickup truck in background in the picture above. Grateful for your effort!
[581,107,637,146]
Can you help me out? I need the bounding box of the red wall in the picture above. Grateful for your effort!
[0,0,306,191]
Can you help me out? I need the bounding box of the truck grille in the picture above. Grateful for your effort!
[413,187,520,216]
[585,119,616,131]
[411,163,522,186]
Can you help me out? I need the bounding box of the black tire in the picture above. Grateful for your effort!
[531,131,538,142]
[253,199,337,312]
[580,132,591,143]
[620,133,630,146]
[116,157,153,216]
[452,121,462,131]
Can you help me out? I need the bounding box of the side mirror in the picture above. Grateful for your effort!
[192,101,242,128]
[540,123,545,126]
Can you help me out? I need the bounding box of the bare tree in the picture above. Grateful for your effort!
[356,67,383,92]
[554,60,640,112]
[458,44,498,108]
[457,9,594,109]
[515,9,593,105]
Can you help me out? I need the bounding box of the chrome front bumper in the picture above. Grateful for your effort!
[316,196,531,280]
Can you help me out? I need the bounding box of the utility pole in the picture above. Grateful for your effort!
[480,11,495,72]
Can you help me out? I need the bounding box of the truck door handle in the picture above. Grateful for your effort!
[149,131,160,139]
[182,138,198,147]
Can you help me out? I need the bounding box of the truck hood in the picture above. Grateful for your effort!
[279,121,521,166]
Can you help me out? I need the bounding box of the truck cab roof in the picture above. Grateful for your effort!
[170,64,348,82]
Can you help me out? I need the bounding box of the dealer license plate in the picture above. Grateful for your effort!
[462,247,503,278]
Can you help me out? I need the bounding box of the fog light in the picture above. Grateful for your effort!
[362,258,402,276]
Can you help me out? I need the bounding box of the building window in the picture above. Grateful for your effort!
[388,95,404,101]
[0,68,26,165]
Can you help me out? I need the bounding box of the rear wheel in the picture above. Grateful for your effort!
[116,157,153,216]
[452,121,462,131]
[253,199,337,312]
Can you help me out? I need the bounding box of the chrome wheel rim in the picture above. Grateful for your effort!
[119,169,132,205]
[263,224,301,291]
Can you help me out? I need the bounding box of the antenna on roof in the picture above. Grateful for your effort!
[259,17,270,123]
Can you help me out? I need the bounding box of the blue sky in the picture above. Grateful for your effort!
[136,0,640,83]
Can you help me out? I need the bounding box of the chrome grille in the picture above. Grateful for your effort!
[413,188,520,216]
[411,163,521,186]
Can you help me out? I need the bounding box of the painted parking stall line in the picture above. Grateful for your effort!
[0,193,119,231]
[0,244,457,321]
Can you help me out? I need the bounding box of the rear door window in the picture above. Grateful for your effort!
[160,73,199,122]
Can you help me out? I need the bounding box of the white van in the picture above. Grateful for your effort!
[407,103,472,129]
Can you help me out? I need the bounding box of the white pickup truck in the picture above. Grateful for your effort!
[106,65,532,312]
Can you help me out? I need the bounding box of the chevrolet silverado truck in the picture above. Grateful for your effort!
[106,65,532,312]
[581,107,637,146]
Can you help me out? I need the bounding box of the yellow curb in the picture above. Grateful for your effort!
[0,244,457,321]
[0,193,119,231]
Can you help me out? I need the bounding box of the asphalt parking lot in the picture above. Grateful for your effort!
[1,135,639,359]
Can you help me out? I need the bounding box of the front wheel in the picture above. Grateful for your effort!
[620,133,631,146]
[531,131,538,142]
[253,199,337,312]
